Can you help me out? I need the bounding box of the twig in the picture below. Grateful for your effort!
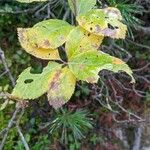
[112,43,132,62]
[0,71,8,78]
[63,9,70,21]
[0,92,21,102]
[16,125,30,150]
[0,105,21,150]
[71,0,77,17]
[0,129,7,137]
[126,39,150,50]
[0,47,15,87]
[133,63,150,72]
[137,26,150,35]
[15,108,30,150]
[0,48,29,149]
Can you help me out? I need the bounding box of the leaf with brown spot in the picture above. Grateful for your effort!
[69,50,135,83]
[103,7,122,20]
[77,7,127,39]
[17,28,60,60]
[77,9,107,36]
[31,19,74,49]
[47,67,76,109]
[12,62,62,99]
[113,58,124,65]
[66,26,104,59]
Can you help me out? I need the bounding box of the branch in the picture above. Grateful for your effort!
[126,39,150,50]
[137,26,150,35]
[0,48,29,149]
[0,92,23,102]
[0,102,29,150]
[0,47,15,87]
[16,108,30,150]
[0,105,21,150]
[16,125,30,150]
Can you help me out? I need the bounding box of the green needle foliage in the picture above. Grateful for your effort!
[49,109,93,144]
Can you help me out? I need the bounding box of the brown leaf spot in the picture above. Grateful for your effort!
[113,58,124,64]
[59,36,65,41]
[18,28,26,42]
[104,8,121,19]
[49,81,59,90]
[101,28,117,38]
[95,25,101,33]
[43,40,51,47]
[80,64,86,70]
[49,97,66,109]
[49,70,61,90]
[79,47,86,53]
[92,44,99,49]
[86,77,97,83]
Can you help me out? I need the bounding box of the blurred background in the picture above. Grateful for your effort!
[0,0,150,149]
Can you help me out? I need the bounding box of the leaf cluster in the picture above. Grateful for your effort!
[12,0,135,109]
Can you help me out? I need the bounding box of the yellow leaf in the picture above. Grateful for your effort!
[30,19,74,49]
[18,28,60,60]
[103,7,122,20]
[66,26,104,59]
[106,19,127,39]
[47,67,76,109]
[77,7,127,39]
[112,57,124,65]
[77,9,107,36]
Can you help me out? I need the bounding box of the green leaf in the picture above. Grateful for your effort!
[68,0,96,16]
[47,67,76,109]
[12,62,62,99]
[77,7,127,39]
[19,19,73,49]
[69,50,135,83]
[16,0,48,3]
[66,26,104,59]
[31,19,74,49]
[17,19,73,60]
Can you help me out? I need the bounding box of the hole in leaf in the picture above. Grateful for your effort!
[90,27,93,31]
[108,23,115,30]
[24,79,34,84]
[114,26,119,29]
[30,68,43,74]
